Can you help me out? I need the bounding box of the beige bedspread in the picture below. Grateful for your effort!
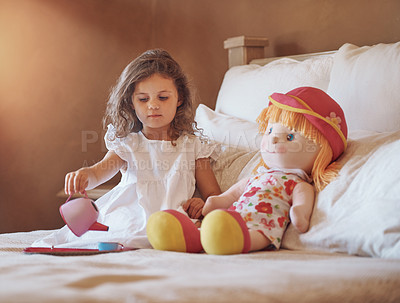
[1,230,399,303]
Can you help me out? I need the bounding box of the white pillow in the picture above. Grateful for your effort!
[195,104,261,152]
[212,149,258,192]
[215,56,333,122]
[281,130,400,259]
[327,42,400,132]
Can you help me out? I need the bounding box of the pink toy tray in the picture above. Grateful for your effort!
[24,245,136,256]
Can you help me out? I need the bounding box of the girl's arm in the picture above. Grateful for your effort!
[182,157,221,219]
[202,177,248,216]
[195,157,221,199]
[290,182,315,233]
[64,151,125,195]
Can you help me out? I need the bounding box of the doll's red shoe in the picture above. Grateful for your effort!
[146,210,202,253]
[200,209,250,255]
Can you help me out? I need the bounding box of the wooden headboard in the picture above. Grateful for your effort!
[224,36,336,67]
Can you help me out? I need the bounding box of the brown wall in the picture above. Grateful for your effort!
[1,0,399,233]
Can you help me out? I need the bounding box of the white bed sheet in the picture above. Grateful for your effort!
[1,230,400,303]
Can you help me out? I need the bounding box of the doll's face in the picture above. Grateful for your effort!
[260,123,321,174]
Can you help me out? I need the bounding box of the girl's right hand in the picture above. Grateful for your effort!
[182,198,205,219]
[64,167,92,196]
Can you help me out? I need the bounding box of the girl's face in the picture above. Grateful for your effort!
[260,123,320,174]
[132,73,181,140]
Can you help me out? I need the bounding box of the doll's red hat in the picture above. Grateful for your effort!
[268,87,347,161]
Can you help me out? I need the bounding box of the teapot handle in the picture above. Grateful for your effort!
[65,190,89,203]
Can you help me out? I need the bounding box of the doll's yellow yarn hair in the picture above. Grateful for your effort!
[255,104,340,192]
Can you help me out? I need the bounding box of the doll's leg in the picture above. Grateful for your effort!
[200,209,251,255]
[147,210,203,253]
[248,230,272,251]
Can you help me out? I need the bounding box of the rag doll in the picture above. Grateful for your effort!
[146,86,348,255]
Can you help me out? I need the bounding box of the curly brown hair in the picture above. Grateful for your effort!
[103,49,198,141]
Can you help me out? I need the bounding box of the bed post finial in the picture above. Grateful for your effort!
[224,36,269,68]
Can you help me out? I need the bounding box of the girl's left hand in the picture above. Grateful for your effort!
[182,198,205,219]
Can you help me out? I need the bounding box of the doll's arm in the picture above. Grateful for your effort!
[290,182,315,233]
[202,178,248,216]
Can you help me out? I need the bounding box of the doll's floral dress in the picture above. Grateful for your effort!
[230,166,312,249]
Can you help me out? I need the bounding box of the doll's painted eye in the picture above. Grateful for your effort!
[268,127,273,134]
[287,134,294,141]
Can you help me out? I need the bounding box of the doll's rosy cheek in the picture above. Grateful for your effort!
[274,145,287,153]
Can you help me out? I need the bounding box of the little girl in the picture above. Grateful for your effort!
[147,87,347,254]
[33,49,221,249]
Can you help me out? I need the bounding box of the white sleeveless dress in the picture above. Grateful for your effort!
[32,125,220,249]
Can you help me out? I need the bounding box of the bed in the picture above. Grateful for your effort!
[1,36,400,302]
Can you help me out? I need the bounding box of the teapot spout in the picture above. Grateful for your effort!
[89,221,109,232]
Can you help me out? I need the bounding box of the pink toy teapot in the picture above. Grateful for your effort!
[59,192,109,237]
